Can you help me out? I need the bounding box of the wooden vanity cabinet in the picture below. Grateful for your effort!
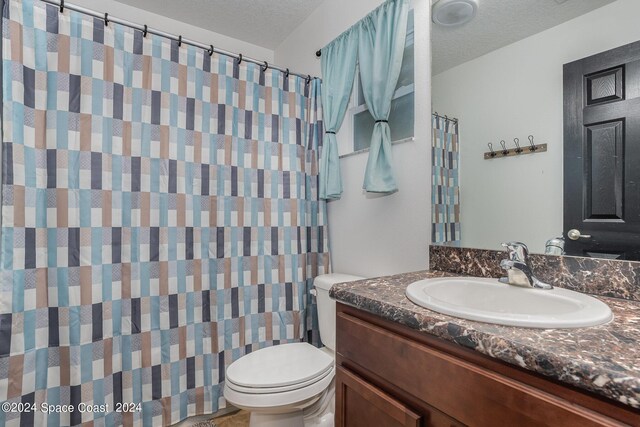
[335,303,640,427]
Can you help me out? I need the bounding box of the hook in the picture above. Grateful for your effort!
[104,13,109,26]
[208,45,214,56]
[500,140,508,155]
[261,61,269,72]
[285,68,290,78]
[305,75,312,86]
[59,0,64,13]
[488,143,496,158]
[514,137,522,154]
[444,115,449,122]
[315,50,322,58]
[528,135,537,151]
[142,24,148,38]
[236,53,242,65]
[177,35,182,47]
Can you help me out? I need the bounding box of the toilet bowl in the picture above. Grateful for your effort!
[223,273,364,427]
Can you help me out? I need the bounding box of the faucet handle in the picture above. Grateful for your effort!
[501,241,529,263]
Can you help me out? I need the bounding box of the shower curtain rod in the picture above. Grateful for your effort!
[432,112,459,123]
[41,0,319,81]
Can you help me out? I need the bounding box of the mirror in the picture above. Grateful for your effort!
[430,0,640,260]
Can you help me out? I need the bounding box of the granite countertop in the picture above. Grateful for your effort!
[330,270,640,409]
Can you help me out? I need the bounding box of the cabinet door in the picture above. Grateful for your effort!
[335,366,421,427]
[337,310,630,427]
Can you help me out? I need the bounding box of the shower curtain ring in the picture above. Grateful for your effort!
[514,137,522,153]
[305,75,312,86]
[500,140,508,155]
[104,13,109,26]
[142,24,148,38]
[236,53,243,64]
[59,0,64,13]
[261,61,269,72]
[285,68,290,78]
[208,45,214,56]
[178,35,182,47]
[528,135,537,151]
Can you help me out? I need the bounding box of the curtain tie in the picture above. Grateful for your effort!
[325,131,336,134]
[375,120,389,124]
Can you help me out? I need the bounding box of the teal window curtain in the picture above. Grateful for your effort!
[358,0,410,193]
[319,0,410,198]
[319,29,359,200]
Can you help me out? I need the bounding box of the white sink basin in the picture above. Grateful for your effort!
[405,277,613,329]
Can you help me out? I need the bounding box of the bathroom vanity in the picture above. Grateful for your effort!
[331,269,640,427]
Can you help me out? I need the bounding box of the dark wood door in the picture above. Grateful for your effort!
[335,366,422,427]
[564,40,640,260]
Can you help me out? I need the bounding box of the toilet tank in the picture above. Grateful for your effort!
[313,274,364,351]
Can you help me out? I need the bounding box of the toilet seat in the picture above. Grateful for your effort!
[224,367,335,410]
[224,343,335,409]
[226,343,333,392]
[227,365,334,394]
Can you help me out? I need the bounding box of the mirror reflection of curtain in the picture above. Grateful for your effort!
[431,116,461,245]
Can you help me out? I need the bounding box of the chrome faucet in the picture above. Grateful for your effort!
[499,242,553,290]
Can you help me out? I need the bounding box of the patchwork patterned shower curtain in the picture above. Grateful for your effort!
[431,115,461,245]
[0,0,330,425]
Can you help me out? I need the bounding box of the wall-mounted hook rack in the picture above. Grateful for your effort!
[483,135,547,160]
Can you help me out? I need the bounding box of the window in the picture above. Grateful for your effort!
[350,10,415,153]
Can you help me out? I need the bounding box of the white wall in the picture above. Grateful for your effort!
[67,0,274,62]
[275,0,432,278]
[432,0,640,254]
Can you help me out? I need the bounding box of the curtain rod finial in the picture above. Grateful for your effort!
[315,50,321,58]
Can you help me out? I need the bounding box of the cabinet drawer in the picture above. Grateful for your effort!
[336,366,422,427]
[337,311,624,427]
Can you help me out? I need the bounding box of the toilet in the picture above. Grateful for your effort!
[223,273,364,427]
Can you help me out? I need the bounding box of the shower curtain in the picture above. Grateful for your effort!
[0,1,330,426]
[431,115,461,245]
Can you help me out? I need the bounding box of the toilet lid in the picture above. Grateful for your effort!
[226,343,334,390]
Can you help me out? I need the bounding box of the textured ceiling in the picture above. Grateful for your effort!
[120,0,325,50]
[432,0,617,75]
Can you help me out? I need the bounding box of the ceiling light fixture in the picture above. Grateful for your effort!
[432,0,479,27]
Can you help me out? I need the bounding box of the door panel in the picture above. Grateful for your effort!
[564,41,640,260]
[584,120,624,220]
[585,66,623,105]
